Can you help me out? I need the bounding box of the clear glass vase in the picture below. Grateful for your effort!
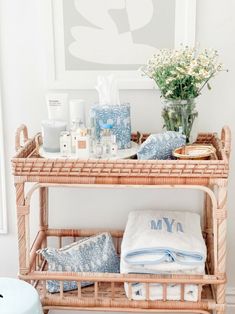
[161,98,198,143]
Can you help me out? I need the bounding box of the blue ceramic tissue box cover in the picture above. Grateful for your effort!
[38,232,120,293]
[90,104,131,149]
[137,131,186,160]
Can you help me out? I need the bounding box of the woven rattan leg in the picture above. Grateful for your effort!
[215,179,228,314]
[15,182,30,275]
[204,188,213,273]
[39,187,48,248]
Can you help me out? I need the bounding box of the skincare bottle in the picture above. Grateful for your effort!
[42,93,68,153]
[70,119,84,153]
[76,128,90,159]
[100,124,112,157]
[94,141,103,159]
[110,135,118,157]
[60,131,72,157]
[46,93,68,121]
[69,99,85,126]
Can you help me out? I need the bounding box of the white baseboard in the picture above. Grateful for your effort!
[226,286,235,305]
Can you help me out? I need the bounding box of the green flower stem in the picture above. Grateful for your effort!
[162,99,198,143]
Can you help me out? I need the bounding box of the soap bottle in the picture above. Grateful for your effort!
[60,131,72,157]
[76,128,90,159]
[70,119,84,153]
[94,141,103,159]
[100,124,112,158]
[110,135,118,157]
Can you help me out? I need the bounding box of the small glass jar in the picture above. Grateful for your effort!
[100,124,113,157]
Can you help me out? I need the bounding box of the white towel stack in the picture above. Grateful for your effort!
[120,210,207,301]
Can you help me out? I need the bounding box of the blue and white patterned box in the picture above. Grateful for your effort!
[90,104,131,149]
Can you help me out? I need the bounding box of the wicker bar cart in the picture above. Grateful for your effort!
[12,124,231,314]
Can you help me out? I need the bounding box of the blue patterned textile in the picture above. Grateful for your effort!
[38,232,120,293]
[137,132,186,160]
[90,103,131,149]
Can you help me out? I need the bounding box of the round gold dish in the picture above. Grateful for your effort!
[173,144,217,160]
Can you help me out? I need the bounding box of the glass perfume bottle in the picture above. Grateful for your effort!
[60,131,72,157]
[94,141,103,158]
[76,128,90,159]
[100,124,113,158]
[70,119,84,153]
[110,135,118,157]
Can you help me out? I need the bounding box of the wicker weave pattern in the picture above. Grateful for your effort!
[12,127,229,179]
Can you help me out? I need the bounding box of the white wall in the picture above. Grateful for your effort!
[0,0,234,313]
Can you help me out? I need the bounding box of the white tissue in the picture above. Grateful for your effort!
[95,75,120,106]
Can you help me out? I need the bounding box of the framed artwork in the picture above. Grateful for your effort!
[0,84,7,234]
[45,0,196,89]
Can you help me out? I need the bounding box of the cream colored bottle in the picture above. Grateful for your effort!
[76,129,90,159]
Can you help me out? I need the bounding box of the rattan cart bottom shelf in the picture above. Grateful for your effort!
[19,228,222,313]
[36,281,214,312]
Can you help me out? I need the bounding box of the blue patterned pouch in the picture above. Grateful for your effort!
[38,232,120,293]
[137,131,186,160]
[90,103,131,149]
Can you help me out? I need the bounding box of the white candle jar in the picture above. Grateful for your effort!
[69,99,85,126]
[41,120,67,152]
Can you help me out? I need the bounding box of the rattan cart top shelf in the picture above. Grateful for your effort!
[12,125,230,185]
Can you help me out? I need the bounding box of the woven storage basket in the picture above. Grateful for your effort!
[173,144,217,160]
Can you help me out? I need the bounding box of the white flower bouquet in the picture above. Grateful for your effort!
[143,46,223,100]
[142,46,225,142]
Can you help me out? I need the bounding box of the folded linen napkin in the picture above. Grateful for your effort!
[121,210,206,274]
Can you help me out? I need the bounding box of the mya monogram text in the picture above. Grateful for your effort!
[150,217,184,233]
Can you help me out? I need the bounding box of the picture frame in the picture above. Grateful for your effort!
[0,82,7,234]
[44,0,196,90]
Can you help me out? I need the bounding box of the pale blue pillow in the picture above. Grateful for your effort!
[38,232,120,293]
[137,131,186,160]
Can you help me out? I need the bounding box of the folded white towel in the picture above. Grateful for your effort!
[121,261,205,275]
[121,210,206,301]
[121,210,206,273]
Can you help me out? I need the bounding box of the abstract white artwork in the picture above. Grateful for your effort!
[45,0,196,89]
[66,0,174,69]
